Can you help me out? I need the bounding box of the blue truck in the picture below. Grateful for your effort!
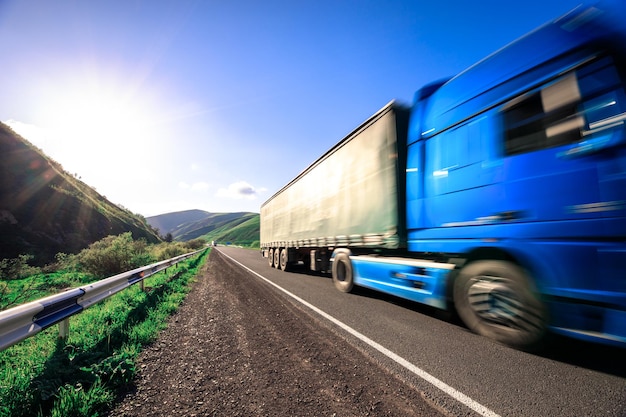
[260,0,626,350]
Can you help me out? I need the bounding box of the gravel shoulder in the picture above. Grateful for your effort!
[106,249,449,416]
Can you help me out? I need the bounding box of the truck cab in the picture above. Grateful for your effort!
[407,1,626,348]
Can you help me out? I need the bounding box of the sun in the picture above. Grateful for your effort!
[33,78,166,181]
[5,70,178,209]
[49,84,151,145]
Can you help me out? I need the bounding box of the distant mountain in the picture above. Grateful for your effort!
[145,209,211,237]
[147,210,259,247]
[0,122,161,265]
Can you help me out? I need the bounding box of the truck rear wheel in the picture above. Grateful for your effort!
[453,260,547,351]
[332,252,354,293]
[273,248,280,269]
[279,248,290,271]
[268,248,275,268]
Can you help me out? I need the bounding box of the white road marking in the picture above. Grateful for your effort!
[220,250,501,417]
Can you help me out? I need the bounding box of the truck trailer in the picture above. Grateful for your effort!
[261,0,626,350]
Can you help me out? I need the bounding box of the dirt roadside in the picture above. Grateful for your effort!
[106,250,449,416]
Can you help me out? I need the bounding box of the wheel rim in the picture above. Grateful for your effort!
[280,249,287,270]
[336,260,347,282]
[466,275,543,332]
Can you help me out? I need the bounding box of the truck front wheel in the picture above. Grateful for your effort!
[453,260,547,351]
[332,252,354,293]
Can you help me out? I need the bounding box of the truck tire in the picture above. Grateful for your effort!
[268,248,275,268]
[279,248,290,271]
[453,260,547,351]
[273,248,280,269]
[332,252,354,293]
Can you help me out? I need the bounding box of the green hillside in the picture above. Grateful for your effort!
[0,122,161,265]
[203,214,259,248]
[146,209,212,237]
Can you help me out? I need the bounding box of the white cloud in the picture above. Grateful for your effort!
[217,181,266,200]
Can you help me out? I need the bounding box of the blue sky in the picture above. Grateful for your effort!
[0,0,584,217]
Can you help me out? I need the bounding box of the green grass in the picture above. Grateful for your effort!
[0,249,208,417]
[0,271,92,311]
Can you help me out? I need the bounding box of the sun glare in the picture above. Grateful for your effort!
[31,80,167,183]
[50,88,149,143]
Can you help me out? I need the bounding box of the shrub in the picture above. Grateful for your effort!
[184,238,206,250]
[0,255,40,281]
[152,241,189,261]
[76,233,155,278]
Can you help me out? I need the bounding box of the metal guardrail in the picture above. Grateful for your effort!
[0,248,207,352]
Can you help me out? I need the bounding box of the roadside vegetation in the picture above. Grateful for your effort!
[0,233,208,417]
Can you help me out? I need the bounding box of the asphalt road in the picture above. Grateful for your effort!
[217,246,626,417]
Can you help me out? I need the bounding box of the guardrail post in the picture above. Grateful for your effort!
[58,318,70,340]
[140,279,145,292]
